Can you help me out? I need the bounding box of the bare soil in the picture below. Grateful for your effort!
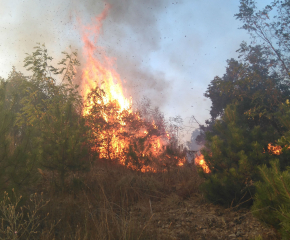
[130,194,279,240]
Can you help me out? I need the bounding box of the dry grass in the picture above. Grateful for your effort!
[0,160,202,240]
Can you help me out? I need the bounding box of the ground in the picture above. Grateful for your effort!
[130,194,278,240]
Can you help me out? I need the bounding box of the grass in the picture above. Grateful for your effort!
[0,160,202,240]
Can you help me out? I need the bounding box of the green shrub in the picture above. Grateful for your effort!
[252,160,290,240]
[200,170,254,207]
[200,104,275,207]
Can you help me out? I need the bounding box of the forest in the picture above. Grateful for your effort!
[1,0,290,239]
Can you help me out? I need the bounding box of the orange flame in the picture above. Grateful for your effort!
[194,152,210,173]
[268,143,290,155]
[268,143,282,155]
[79,7,184,172]
[80,5,131,115]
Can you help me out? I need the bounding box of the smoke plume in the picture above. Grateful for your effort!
[0,0,172,107]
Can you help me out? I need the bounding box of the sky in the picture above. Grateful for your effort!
[0,0,270,146]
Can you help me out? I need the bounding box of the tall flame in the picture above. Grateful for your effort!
[78,7,185,172]
[80,5,131,114]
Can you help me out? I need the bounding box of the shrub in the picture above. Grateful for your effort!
[252,160,290,239]
[0,189,54,240]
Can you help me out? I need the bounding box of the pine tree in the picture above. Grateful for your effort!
[252,160,290,239]
[200,103,278,206]
[199,43,290,206]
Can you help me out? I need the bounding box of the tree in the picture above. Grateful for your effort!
[18,44,89,188]
[252,160,290,239]
[200,103,277,206]
[200,45,290,206]
[236,0,290,79]
[205,46,289,122]
[249,99,290,238]
[0,70,38,193]
[198,0,290,148]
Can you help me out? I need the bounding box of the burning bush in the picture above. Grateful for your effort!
[78,13,186,172]
[84,86,186,172]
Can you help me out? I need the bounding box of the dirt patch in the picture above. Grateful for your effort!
[130,194,278,240]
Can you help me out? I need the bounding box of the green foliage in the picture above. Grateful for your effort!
[0,44,90,191]
[0,42,184,194]
[20,44,89,188]
[0,71,38,193]
[200,47,288,206]
[235,0,290,79]
[252,160,290,239]
[200,103,275,206]
[205,50,289,121]
[199,0,290,206]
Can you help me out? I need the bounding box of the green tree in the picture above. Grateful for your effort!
[236,0,290,79]
[197,0,290,147]
[201,103,277,206]
[250,100,290,238]
[200,46,290,206]
[18,44,89,188]
[0,70,38,193]
[205,46,289,122]
[252,160,290,239]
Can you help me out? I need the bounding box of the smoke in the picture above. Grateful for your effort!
[0,0,251,143]
[79,0,172,105]
[0,0,172,107]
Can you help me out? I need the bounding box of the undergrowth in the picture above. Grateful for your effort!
[0,161,202,240]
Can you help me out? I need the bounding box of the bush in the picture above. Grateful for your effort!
[252,160,290,240]
[0,189,54,240]
[200,104,275,207]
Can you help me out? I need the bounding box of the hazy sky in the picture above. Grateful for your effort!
[0,0,270,144]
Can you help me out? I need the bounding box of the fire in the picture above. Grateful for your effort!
[177,159,185,167]
[80,6,131,115]
[194,152,210,173]
[268,143,290,155]
[78,6,184,172]
[193,143,288,174]
[268,143,282,155]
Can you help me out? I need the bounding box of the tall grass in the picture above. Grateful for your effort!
[0,160,202,240]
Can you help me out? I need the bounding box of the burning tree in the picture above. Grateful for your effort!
[84,86,186,172]
[0,5,187,196]
[79,9,186,172]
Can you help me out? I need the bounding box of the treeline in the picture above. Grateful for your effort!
[197,0,290,238]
